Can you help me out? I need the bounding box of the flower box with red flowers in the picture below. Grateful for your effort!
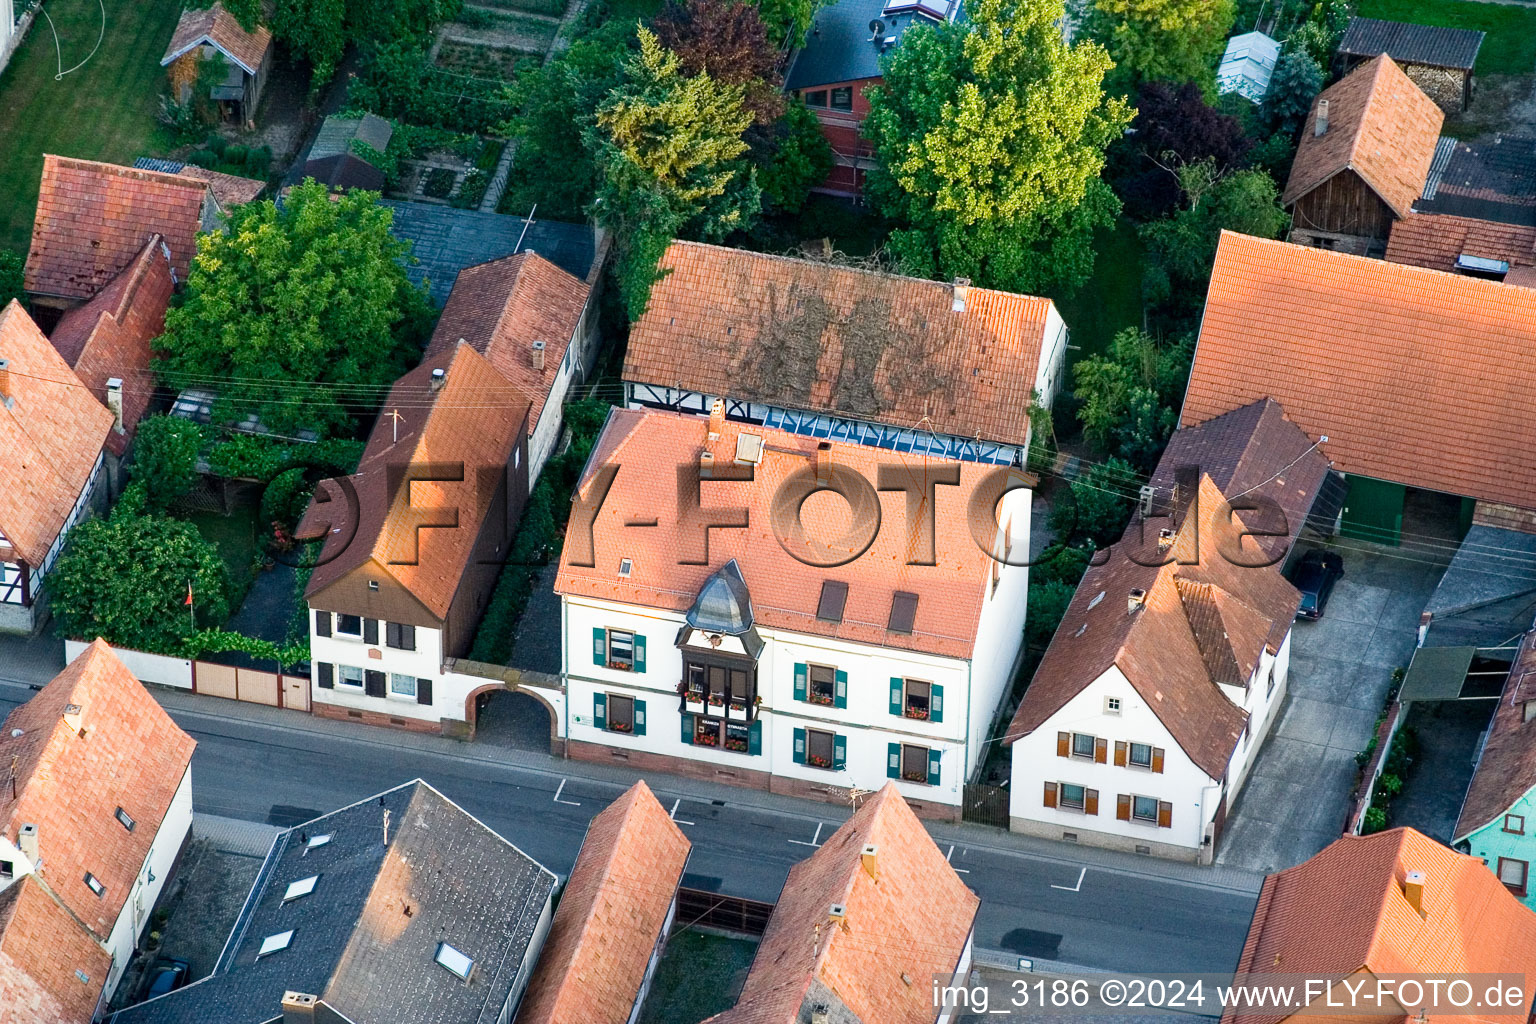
[902,769,927,783]
[724,737,749,752]
[696,732,719,747]
[808,692,835,707]
[808,753,832,768]
[904,707,930,721]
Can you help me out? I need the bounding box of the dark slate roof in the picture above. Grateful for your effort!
[785,0,958,91]
[1338,16,1484,71]
[381,201,598,305]
[687,559,755,633]
[109,781,556,1024]
[308,113,394,163]
[133,157,188,174]
[1415,134,1536,227]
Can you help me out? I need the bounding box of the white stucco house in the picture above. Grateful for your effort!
[1004,399,1333,860]
[554,405,1033,819]
[0,641,196,1005]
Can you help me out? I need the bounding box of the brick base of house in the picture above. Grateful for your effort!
[1009,815,1200,862]
[566,740,960,821]
[312,701,443,734]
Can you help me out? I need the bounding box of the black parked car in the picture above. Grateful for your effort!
[1288,550,1344,619]
[144,959,190,1000]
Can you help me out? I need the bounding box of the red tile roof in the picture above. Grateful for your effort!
[160,2,273,75]
[302,343,534,621]
[175,165,267,208]
[0,876,113,1024]
[26,156,208,301]
[0,640,196,944]
[426,252,591,438]
[48,237,174,456]
[1004,475,1302,778]
[1455,629,1536,840]
[1182,231,1536,512]
[1385,213,1536,274]
[705,783,978,1024]
[516,781,690,1024]
[554,408,1031,660]
[0,301,114,566]
[1282,55,1444,219]
[1226,827,1536,1024]
[624,241,1059,448]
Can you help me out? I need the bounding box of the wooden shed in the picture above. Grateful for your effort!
[160,3,274,127]
[1338,17,1484,113]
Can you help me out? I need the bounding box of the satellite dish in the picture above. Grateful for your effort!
[869,18,885,38]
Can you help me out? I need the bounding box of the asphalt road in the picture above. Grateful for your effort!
[0,675,1257,975]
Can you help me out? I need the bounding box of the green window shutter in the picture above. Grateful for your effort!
[592,627,606,667]
[594,693,607,731]
[834,669,848,709]
[833,734,847,770]
[748,719,762,756]
[634,698,647,736]
[927,748,942,786]
[793,663,808,702]
[930,683,944,724]
[889,678,903,716]
[793,727,807,764]
[887,742,901,779]
[634,635,647,673]
[681,712,693,744]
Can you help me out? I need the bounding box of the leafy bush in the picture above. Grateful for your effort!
[1362,805,1387,834]
[186,148,218,168]
[0,249,24,309]
[1026,580,1078,651]
[207,132,230,156]
[262,468,316,528]
[131,416,207,513]
[207,434,365,483]
[1049,458,1140,547]
[224,143,248,167]
[423,167,458,199]
[52,510,231,652]
[451,168,490,208]
[244,144,273,176]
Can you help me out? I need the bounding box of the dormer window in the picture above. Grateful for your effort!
[887,591,917,634]
[816,581,848,623]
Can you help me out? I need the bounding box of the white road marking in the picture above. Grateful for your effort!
[788,821,824,847]
[552,779,582,806]
[668,798,695,825]
[945,844,971,873]
[1051,867,1086,892]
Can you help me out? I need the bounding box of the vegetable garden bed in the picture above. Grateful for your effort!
[435,40,544,80]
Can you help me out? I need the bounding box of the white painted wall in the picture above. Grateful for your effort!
[1034,305,1070,412]
[965,489,1031,779]
[1008,666,1218,851]
[562,593,1010,807]
[309,615,447,722]
[102,767,193,993]
[62,639,193,690]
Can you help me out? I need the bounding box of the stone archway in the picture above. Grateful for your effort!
[467,685,559,753]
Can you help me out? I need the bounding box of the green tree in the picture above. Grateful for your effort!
[1049,457,1140,546]
[155,181,431,437]
[1070,327,1189,458]
[1262,48,1323,139]
[273,0,349,85]
[1026,579,1077,649]
[502,21,636,220]
[51,510,231,653]
[1088,0,1234,94]
[1140,160,1286,290]
[130,416,207,514]
[759,98,835,213]
[191,0,264,29]
[751,0,823,48]
[0,250,23,310]
[863,0,1133,294]
[589,29,760,317]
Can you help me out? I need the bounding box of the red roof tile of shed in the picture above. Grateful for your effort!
[1385,213,1536,274]
[48,236,174,456]
[160,2,273,75]
[0,301,113,566]
[1182,231,1536,511]
[516,781,690,1024]
[704,784,978,1024]
[1226,828,1536,1024]
[624,241,1058,448]
[26,156,208,301]
[1282,55,1443,219]
[0,876,113,1024]
[0,641,195,945]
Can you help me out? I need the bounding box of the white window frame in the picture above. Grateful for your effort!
[335,614,363,639]
[1128,742,1154,768]
[1071,732,1096,759]
[389,673,417,700]
[607,629,635,671]
[1131,794,1159,823]
[1058,782,1086,811]
[337,665,364,689]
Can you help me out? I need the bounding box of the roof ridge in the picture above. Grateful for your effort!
[46,154,210,194]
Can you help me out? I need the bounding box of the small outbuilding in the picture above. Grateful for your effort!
[303,113,394,192]
[1217,31,1280,103]
[1338,16,1484,113]
[160,2,274,126]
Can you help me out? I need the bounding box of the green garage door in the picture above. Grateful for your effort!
[1340,475,1404,545]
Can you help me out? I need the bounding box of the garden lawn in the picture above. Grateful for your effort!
[1354,0,1536,76]
[1048,216,1145,367]
[184,505,260,623]
[0,0,182,253]
[636,931,757,1024]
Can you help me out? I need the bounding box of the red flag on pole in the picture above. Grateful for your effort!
[185,582,194,606]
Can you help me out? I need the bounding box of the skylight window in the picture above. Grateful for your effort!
[816,581,848,623]
[283,876,319,902]
[435,942,474,980]
[258,931,294,957]
[887,591,918,634]
[83,873,105,897]
[115,807,135,832]
[307,834,332,849]
[618,558,633,577]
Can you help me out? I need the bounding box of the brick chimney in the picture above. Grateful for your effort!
[531,340,546,373]
[0,358,11,408]
[951,277,971,312]
[1402,869,1427,917]
[814,441,833,488]
[281,992,318,1022]
[105,378,124,433]
[708,398,725,441]
[1315,99,1330,137]
[860,843,878,880]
